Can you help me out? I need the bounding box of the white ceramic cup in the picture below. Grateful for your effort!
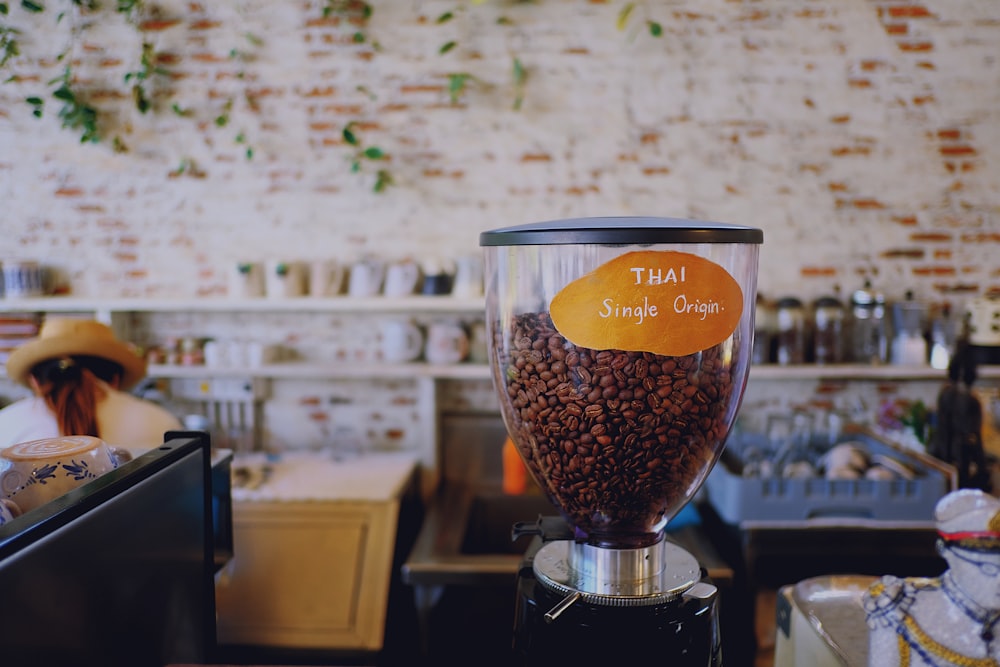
[452,255,483,298]
[383,260,421,298]
[381,319,424,363]
[347,257,385,297]
[265,260,306,298]
[229,261,265,298]
[308,259,344,297]
[468,320,489,364]
[0,436,132,514]
[424,321,469,364]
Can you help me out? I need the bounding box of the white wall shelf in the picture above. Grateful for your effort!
[750,364,1000,382]
[0,295,486,318]
[148,362,493,381]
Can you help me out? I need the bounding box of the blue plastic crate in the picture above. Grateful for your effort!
[704,430,955,524]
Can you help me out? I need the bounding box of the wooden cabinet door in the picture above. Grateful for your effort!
[216,500,398,650]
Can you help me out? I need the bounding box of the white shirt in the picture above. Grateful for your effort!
[0,386,183,450]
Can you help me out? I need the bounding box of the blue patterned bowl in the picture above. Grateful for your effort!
[0,436,131,514]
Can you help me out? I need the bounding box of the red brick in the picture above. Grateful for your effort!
[939,145,977,157]
[189,20,222,30]
[140,19,182,31]
[898,41,934,52]
[520,153,553,163]
[881,248,924,259]
[912,266,956,276]
[800,266,838,277]
[910,232,951,242]
[887,5,933,19]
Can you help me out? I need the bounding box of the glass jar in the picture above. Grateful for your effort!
[775,297,807,365]
[849,280,888,364]
[753,293,777,365]
[812,295,846,364]
[480,217,762,548]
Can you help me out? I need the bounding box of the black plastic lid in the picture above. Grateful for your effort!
[479,216,763,246]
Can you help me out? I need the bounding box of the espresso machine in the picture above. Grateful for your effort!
[479,217,762,666]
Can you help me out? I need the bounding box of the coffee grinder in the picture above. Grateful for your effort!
[479,217,762,666]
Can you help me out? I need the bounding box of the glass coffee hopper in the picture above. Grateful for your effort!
[479,217,762,666]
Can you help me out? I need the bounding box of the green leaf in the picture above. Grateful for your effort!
[512,58,525,85]
[342,127,358,145]
[215,114,228,127]
[362,146,384,160]
[616,3,635,31]
[245,146,254,160]
[439,40,456,55]
[133,84,150,113]
[436,11,453,24]
[25,95,43,105]
[648,21,663,37]
[373,169,391,193]
[21,0,43,12]
[447,73,470,103]
[0,4,9,15]
[52,85,74,102]
[352,31,365,43]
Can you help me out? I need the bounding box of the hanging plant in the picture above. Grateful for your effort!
[322,0,377,49]
[0,0,174,144]
[342,120,392,193]
[435,3,527,110]
[617,2,663,39]
[123,41,166,114]
[25,65,99,143]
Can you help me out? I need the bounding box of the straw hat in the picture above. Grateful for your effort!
[6,317,147,390]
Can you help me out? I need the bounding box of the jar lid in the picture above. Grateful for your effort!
[814,295,844,309]
[851,280,884,306]
[776,296,804,309]
[479,216,763,246]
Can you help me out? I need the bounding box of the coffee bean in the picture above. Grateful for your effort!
[498,311,741,548]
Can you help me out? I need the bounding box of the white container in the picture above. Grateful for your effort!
[307,260,344,297]
[383,260,421,298]
[265,260,306,298]
[380,319,424,363]
[229,262,265,298]
[423,320,468,364]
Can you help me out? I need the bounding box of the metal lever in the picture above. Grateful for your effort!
[544,592,581,623]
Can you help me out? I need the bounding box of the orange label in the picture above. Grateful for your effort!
[550,250,743,356]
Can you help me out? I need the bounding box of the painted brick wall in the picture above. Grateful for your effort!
[0,0,996,306]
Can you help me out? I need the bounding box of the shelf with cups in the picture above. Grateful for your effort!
[146,361,492,381]
[0,296,486,319]
[750,363,1000,381]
